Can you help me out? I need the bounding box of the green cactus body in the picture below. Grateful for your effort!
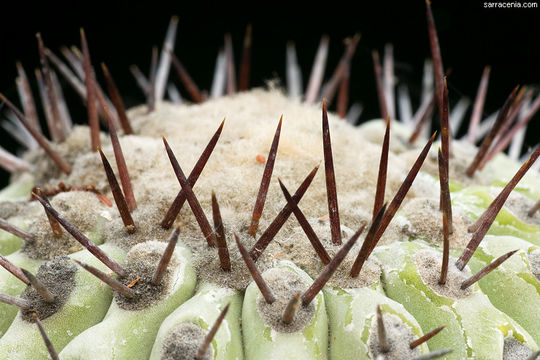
[242,261,327,360]
[452,186,540,246]
[0,216,107,336]
[0,175,38,255]
[59,242,196,360]
[3,0,540,355]
[150,282,243,360]
[468,235,540,345]
[0,69,539,360]
[324,284,429,359]
[0,174,34,203]
[0,243,125,359]
[0,217,27,255]
[452,285,537,358]
[375,240,538,359]
[0,250,42,336]
[489,154,540,201]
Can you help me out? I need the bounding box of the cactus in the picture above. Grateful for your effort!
[1,3,540,360]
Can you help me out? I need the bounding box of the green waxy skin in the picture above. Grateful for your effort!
[375,241,538,359]
[150,282,243,360]
[452,186,540,247]
[468,235,540,345]
[489,153,540,201]
[59,242,196,360]
[0,221,106,336]
[0,243,126,359]
[0,175,38,256]
[242,261,327,360]
[0,174,34,203]
[0,250,42,337]
[324,284,429,359]
[0,217,27,256]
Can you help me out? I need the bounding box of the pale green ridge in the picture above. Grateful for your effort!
[150,282,243,360]
[374,241,538,360]
[489,153,540,200]
[448,180,464,192]
[468,235,540,345]
[0,174,39,255]
[0,243,126,359]
[0,217,27,256]
[0,174,34,202]
[59,243,196,360]
[0,219,107,337]
[242,260,327,360]
[442,152,535,195]
[324,284,428,360]
[0,250,42,337]
[453,287,537,358]
[452,186,540,247]
[88,215,107,246]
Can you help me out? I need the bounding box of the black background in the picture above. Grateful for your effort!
[0,0,539,186]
